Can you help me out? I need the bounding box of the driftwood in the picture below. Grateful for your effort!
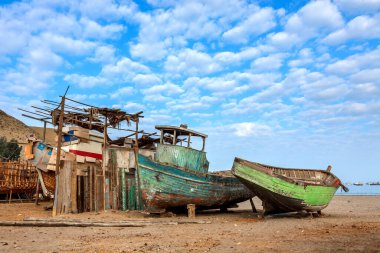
[21,217,211,225]
[0,218,210,227]
[0,221,146,227]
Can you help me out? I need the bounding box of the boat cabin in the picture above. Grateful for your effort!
[155,125,209,173]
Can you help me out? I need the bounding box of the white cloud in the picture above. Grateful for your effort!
[88,45,116,63]
[323,14,380,45]
[142,82,183,95]
[101,57,150,79]
[326,46,380,75]
[132,74,162,86]
[165,87,218,112]
[65,57,152,88]
[251,53,287,71]
[326,59,360,75]
[64,74,109,88]
[69,93,107,101]
[184,72,265,96]
[110,86,135,99]
[164,49,220,75]
[231,122,272,137]
[131,1,278,61]
[142,82,184,102]
[77,0,138,21]
[288,48,314,67]
[38,33,97,55]
[80,18,124,39]
[123,102,145,112]
[350,68,380,83]
[334,0,380,16]
[222,7,276,44]
[188,112,213,117]
[269,0,344,48]
[130,42,168,62]
[21,47,63,69]
[1,68,52,96]
[214,45,275,66]
[0,47,62,96]
[184,71,277,97]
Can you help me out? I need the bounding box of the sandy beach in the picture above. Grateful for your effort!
[0,195,379,252]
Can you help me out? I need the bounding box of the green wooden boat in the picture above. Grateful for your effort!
[137,125,254,213]
[232,157,349,214]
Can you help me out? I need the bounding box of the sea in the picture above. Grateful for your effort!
[336,185,380,195]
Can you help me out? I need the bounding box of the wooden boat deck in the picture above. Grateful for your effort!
[236,158,339,187]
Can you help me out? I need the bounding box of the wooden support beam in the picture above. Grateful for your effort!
[53,95,65,217]
[102,113,108,211]
[249,198,257,213]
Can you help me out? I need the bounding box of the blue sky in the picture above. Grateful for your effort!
[1,0,380,182]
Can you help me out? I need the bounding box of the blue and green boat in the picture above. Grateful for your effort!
[232,157,349,214]
[137,125,254,213]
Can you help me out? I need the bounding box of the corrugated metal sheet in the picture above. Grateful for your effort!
[155,144,209,173]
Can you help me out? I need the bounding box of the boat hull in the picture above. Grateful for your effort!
[232,158,340,214]
[138,154,254,212]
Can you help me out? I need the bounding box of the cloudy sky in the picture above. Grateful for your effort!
[1,0,379,182]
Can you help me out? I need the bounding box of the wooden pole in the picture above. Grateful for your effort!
[172,130,177,145]
[43,121,47,142]
[34,178,40,205]
[249,198,257,213]
[53,95,65,217]
[134,119,142,210]
[160,130,163,144]
[102,113,108,211]
[71,162,77,213]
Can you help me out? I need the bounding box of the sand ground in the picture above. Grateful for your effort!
[0,195,379,252]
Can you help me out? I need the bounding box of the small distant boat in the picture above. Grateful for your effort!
[353,182,364,186]
[369,182,380,186]
[232,157,349,214]
[138,125,254,213]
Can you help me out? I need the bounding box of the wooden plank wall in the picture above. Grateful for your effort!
[54,147,152,214]
[54,161,104,215]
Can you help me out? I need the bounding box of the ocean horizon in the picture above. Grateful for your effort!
[336,185,380,195]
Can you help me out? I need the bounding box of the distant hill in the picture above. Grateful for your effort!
[0,110,40,144]
[30,126,56,145]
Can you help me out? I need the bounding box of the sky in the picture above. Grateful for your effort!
[0,0,380,183]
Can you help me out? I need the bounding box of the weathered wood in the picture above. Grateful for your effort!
[0,221,145,227]
[138,154,254,212]
[71,162,78,213]
[89,165,93,211]
[134,119,142,210]
[34,177,40,205]
[249,198,257,213]
[187,204,196,218]
[102,112,107,211]
[24,217,211,225]
[232,157,347,214]
[53,95,65,217]
[94,166,98,212]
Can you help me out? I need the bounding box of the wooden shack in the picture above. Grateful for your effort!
[20,93,156,216]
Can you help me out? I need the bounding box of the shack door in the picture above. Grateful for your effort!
[120,168,137,210]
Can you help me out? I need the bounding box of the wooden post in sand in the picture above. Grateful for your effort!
[187,204,196,218]
[249,198,257,213]
[34,178,40,205]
